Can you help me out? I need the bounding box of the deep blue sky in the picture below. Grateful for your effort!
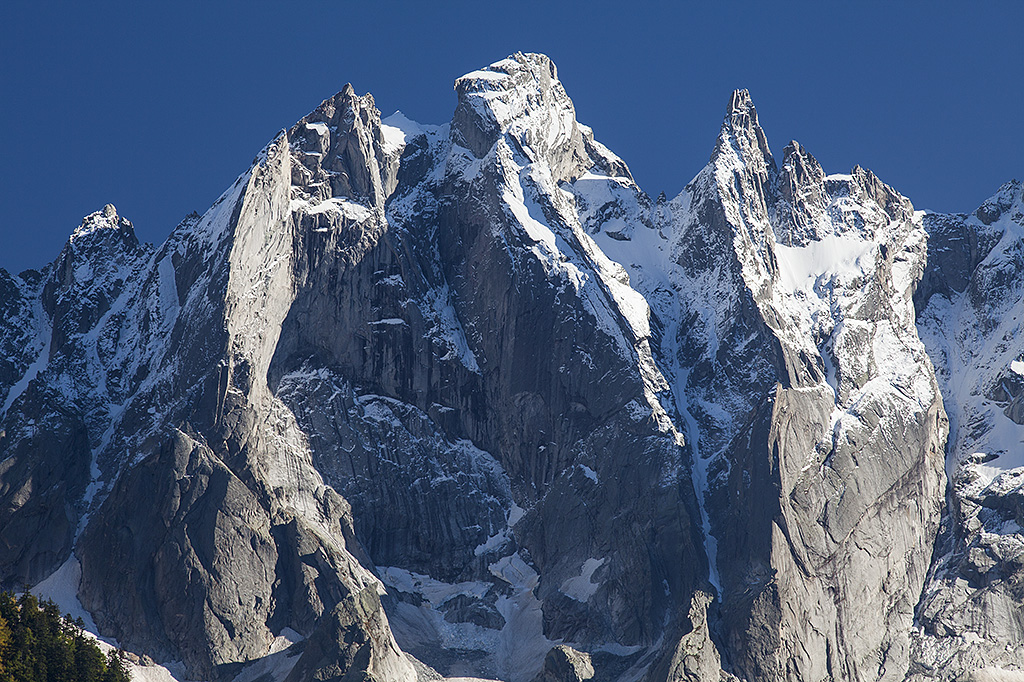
[2,1,1022,273]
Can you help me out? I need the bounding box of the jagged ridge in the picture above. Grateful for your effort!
[1,52,1022,682]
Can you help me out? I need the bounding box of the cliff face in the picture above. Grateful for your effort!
[0,52,1020,682]
[581,89,946,681]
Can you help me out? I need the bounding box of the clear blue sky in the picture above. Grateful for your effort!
[2,1,1022,273]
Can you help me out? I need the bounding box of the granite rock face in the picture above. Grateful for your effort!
[284,587,416,682]
[0,52,1019,682]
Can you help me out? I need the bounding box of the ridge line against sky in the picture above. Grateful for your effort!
[1,1,1022,273]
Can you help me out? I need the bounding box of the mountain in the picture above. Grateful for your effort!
[1,52,1022,682]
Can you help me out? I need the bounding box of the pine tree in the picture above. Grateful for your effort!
[0,592,130,682]
[0,611,11,682]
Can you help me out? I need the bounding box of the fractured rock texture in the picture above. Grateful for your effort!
[1,53,1020,682]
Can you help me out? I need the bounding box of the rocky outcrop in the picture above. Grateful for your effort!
[644,592,732,682]
[80,427,279,675]
[0,269,38,405]
[532,646,594,682]
[284,587,415,682]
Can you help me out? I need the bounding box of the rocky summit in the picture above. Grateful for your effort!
[1,52,1023,682]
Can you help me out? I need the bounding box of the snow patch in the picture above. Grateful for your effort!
[305,121,328,135]
[559,557,606,602]
[968,668,1024,682]
[488,552,556,682]
[507,501,526,527]
[775,235,876,296]
[474,528,512,556]
[32,557,97,631]
[380,111,431,156]
[1,305,50,416]
[228,630,304,682]
[577,464,598,484]
[291,196,372,222]
[420,286,480,373]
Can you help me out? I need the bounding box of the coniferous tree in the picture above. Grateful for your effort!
[0,611,11,682]
[0,592,130,682]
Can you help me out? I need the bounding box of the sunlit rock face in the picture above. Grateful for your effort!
[3,52,1021,682]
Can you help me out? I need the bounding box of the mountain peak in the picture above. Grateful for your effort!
[711,88,775,175]
[976,178,1023,225]
[69,204,137,247]
[776,140,828,244]
[726,88,756,118]
[451,53,563,158]
[454,52,558,97]
[451,52,590,182]
[290,80,399,206]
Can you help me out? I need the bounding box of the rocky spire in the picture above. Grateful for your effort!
[690,88,780,293]
[289,82,399,207]
[777,140,827,245]
[711,89,776,179]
